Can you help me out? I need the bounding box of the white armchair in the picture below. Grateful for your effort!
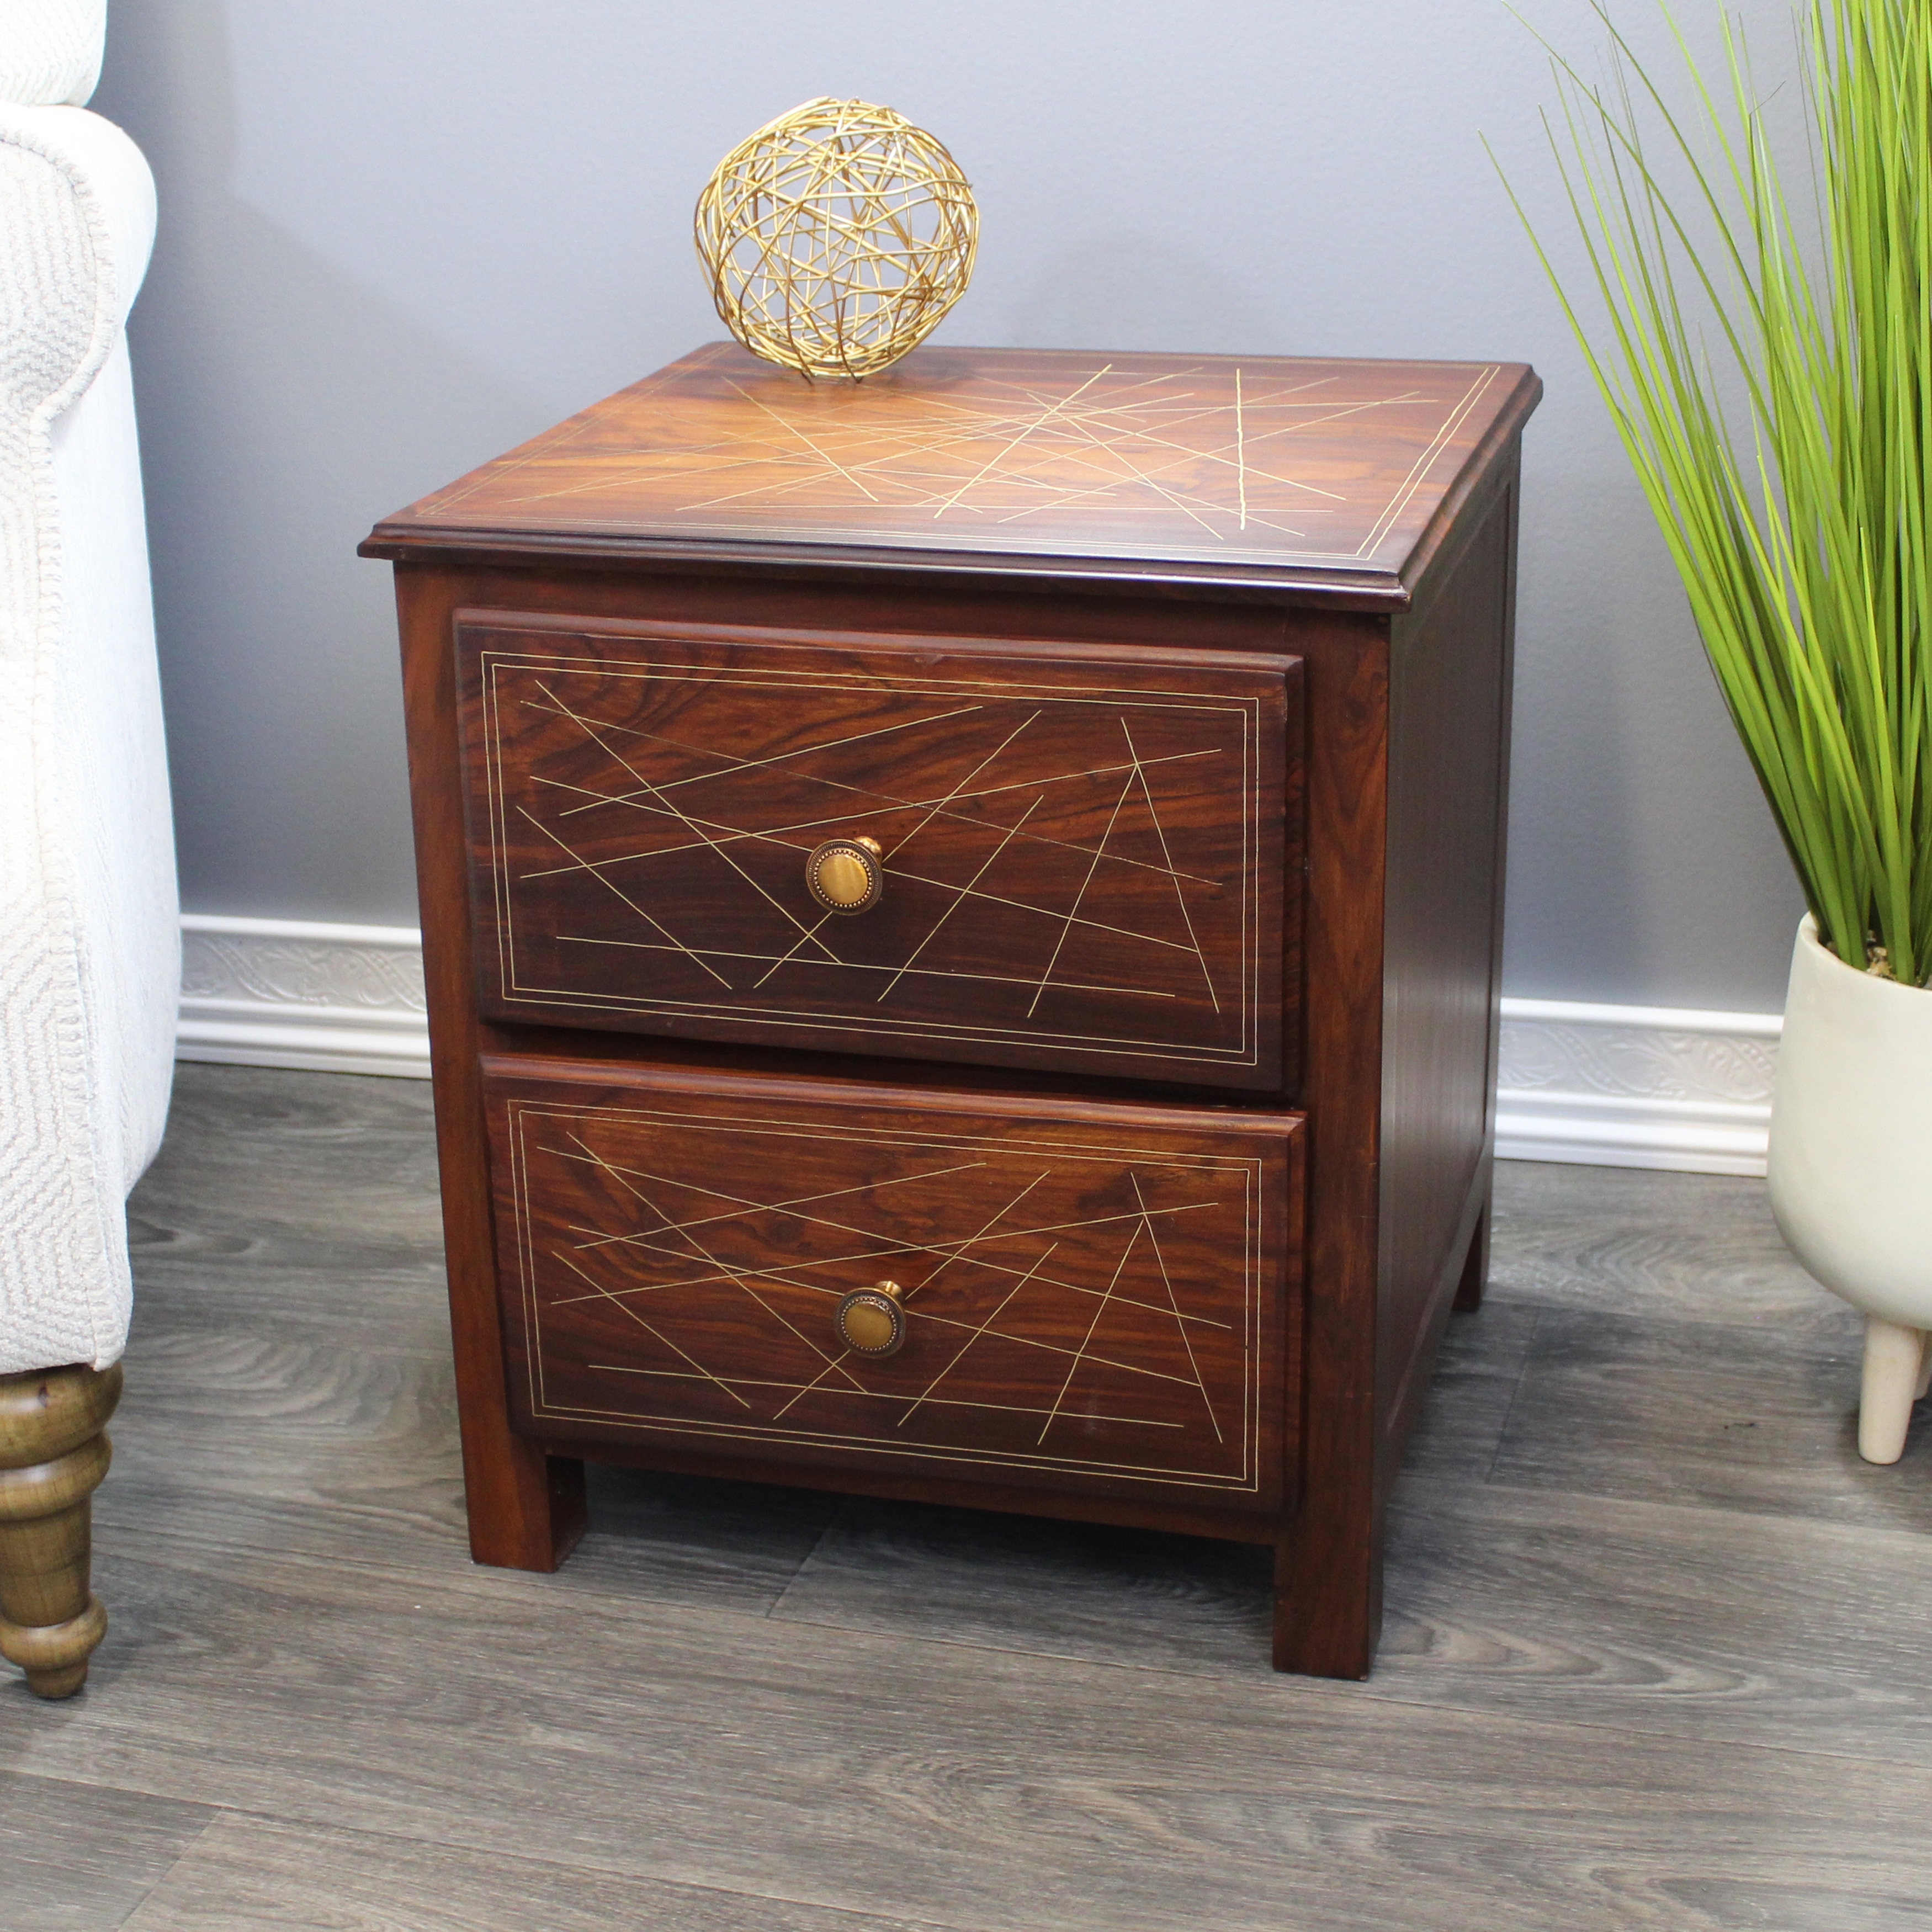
[0,2,177,1699]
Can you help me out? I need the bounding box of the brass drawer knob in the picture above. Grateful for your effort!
[835,1278,907,1357]
[805,836,884,915]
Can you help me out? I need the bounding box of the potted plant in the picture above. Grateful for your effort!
[1506,1,1931,1459]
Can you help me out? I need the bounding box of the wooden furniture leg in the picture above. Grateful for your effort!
[1453,1202,1491,1314]
[1858,1317,1925,1466]
[0,1363,121,1699]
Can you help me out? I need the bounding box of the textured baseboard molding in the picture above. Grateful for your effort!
[174,917,1783,1174]
[1494,996,1779,1176]
[178,914,432,1080]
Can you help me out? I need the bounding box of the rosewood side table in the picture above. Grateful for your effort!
[361,342,1538,1676]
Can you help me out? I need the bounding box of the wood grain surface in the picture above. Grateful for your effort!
[459,613,1294,1087]
[362,343,1542,604]
[10,1070,1932,1932]
[0,1769,210,1932]
[118,1813,944,1932]
[375,347,1531,1683]
[396,567,588,1575]
[1377,476,1515,1466]
[484,1056,1301,1508]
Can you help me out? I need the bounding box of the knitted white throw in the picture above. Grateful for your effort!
[0,107,138,1373]
[0,1,105,109]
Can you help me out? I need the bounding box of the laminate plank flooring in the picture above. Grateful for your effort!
[118,1814,948,1932]
[19,1530,1932,1932]
[0,1770,211,1932]
[2,1064,1927,1930]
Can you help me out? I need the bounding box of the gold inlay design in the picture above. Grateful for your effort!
[504,1098,1272,1493]
[473,634,1273,1070]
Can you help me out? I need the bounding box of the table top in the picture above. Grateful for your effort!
[363,342,1538,603]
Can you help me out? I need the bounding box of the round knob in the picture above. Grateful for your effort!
[835,1278,907,1357]
[805,836,884,915]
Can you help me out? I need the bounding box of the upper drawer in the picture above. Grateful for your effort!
[458,613,1298,1089]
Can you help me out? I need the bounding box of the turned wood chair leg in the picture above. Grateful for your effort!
[1857,1318,1923,1468]
[0,1363,121,1699]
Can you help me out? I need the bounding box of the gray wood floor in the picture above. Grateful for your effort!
[3,1063,1929,1931]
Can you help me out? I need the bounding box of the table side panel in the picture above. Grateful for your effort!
[1377,462,1517,1466]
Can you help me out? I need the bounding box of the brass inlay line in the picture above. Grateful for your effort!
[559,936,1177,1004]
[545,700,986,808]
[1356,365,1497,558]
[972,374,1356,523]
[566,1133,870,1398]
[530,746,1224,889]
[896,1243,1058,1429]
[548,1259,1210,1389]
[908,1170,1053,1297]
[1037,1222,1139,1444]
[466,357,1466,561]
[543,1403,1248,1487]
[562,1157,985,1253]
[554,1209,1233,1336]
[543,1178,1222,1308]
[483,652,1262,1062]
[1007,398,1252,540]
[548,1147,1044,1271]
[527,698,1228,889]
[1025,768,1138,1018]
[876,796,1042,1004]
[882,708,1041,867]
[529,774,1208,959]
[1121,718,1218,1015]
[725,378,886,504]
[512,1099,1267,1486]
[769,1169,1051,1420]
[927,363,1114,518]
[584,1363,1181,1430]
[549,1248,751,1409]
[526,1095,1247,1166]
[753,709,1044,994]
[534,680,842,968]
[749,910,836,992]
[1133,1170,1222,1445]
[1234,366,1248,531]
[515,805,731,990]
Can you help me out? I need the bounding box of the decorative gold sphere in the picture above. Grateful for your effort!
[694,98,978,381]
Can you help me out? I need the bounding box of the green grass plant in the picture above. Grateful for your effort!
[1498,0,1931,985]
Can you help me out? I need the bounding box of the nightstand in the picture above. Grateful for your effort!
[360,342,1538,1676]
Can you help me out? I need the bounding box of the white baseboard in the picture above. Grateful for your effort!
[1494,996,1779,1177]
[174,917,1782,1176]
[178,914,432,1081]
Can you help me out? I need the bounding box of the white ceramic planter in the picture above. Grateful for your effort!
[1768,916,1932,1463]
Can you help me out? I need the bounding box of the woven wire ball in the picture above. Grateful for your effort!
[694,98,978,380]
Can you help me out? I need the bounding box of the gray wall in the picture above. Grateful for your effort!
[95,0,1809,1010]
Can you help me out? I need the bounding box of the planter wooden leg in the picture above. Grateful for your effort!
[1857,1318,1922,1467]
[0,1364,121,1699]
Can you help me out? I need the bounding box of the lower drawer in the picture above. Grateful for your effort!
[482,1057,1302,1511]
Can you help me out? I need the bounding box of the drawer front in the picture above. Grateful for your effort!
[484,1059,1301,1509]
[459,613,1297,1089]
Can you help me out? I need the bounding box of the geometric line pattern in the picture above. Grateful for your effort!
[518,689,1219,1001]
[412,348,1505,578]
[500,1098,1273,1494]
[471,638,1278,1076]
